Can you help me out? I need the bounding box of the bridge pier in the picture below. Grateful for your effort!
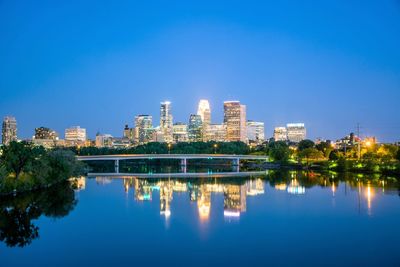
[115,159,119,173]
[180,158,187,173]
[232,158,240,172]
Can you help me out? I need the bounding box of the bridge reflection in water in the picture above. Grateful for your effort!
[77,154,268,174]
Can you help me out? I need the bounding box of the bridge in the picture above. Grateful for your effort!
[77,154,268,174]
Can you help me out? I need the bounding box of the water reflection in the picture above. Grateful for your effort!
[104,170,400,220]
[0,182,77,247]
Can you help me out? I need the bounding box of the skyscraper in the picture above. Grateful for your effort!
[160,101,173,143]
[2,116,17,145]
[135,115,153,144]
[223,101,246,142]
[286,123,306,143]
[246,120,265,144]
[188,114,203,142]
[197,99,211,125]
[197,99,211,141]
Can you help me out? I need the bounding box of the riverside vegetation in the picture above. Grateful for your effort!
[0,141,85,195]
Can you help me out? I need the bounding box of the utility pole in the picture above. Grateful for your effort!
[357,123,361,160]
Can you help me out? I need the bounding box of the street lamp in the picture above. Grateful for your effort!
[167,143,172,154]
[213,143,218,154]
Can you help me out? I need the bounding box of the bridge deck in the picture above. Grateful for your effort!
[77,154,268,161]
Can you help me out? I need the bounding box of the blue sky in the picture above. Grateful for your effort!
[1,0,399,142]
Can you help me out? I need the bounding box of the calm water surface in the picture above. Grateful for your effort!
[1,170,400,267]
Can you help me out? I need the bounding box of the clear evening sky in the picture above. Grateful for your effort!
[1,1,399,142]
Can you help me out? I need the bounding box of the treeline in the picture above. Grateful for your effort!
[0,141,85,195]
[253,139,400,175]
[71,141,250,156]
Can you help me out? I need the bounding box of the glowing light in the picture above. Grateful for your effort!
[224,211,240,217]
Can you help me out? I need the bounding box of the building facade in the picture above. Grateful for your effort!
[205,124,226,142]
[173,122,188,143]
[274,127,288,142]
[95,133,113,148]
[188,114,203,142]
[65,126,86,146]
[135,115,153,144]
[246,120,265,144]
[286,123,306,143]
[160,101,173,143]
[223,101,246,142]
[2,116,17,145]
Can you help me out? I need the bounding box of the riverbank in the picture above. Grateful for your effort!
[0,142,85,196]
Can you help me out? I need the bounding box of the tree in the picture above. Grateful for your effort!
[397,148,400,161]
[298,139,315,151]
[298,148,324,165]
[0,141,35,179]
[268,141,290,162]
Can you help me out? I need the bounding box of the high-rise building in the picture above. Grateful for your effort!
[188,114,203,142]
[173,122,188,143]
[160,101,173,143]
[135,115,153,144]
[246,121,265,144]
[205,124,226,142]
[65,126,86,146]
[274,127,287,142]
[197,99,211,141]
[34,127,58,140]
[223,101,246,142]
[286,123,306,143]
[2,116,17,145]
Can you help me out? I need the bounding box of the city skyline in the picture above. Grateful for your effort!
[1,1,399,142]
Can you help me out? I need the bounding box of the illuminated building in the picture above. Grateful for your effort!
[197,99,211,126]
[246,121,265,144]
[223,101,247,142]
[160,101,173,143]
[32,126,61,148]
[173,122,188,143]
[286,123,306,143]
[135,115,154,144]
[65,126,86,146]
[273,127,287,142]
[95,133,113,148]
[223,184,247,217]
[123,124,134,142]
[205,123,226,142]
[34,127,58,140]
[188,114,203,142]
[2,116,17,145]
[197,99,211,140]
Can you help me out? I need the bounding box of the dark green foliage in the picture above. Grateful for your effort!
[1,141,35,179]
[297,139,315,151]
[0,143,85,194]
[267,141,290,162]
[396,148,400,161]
[329,150,340,160]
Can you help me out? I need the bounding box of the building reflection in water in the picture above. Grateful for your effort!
[116,174,393,220]
[287,179,305,195]
[197,185,211,221]
[223,184,247,218]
